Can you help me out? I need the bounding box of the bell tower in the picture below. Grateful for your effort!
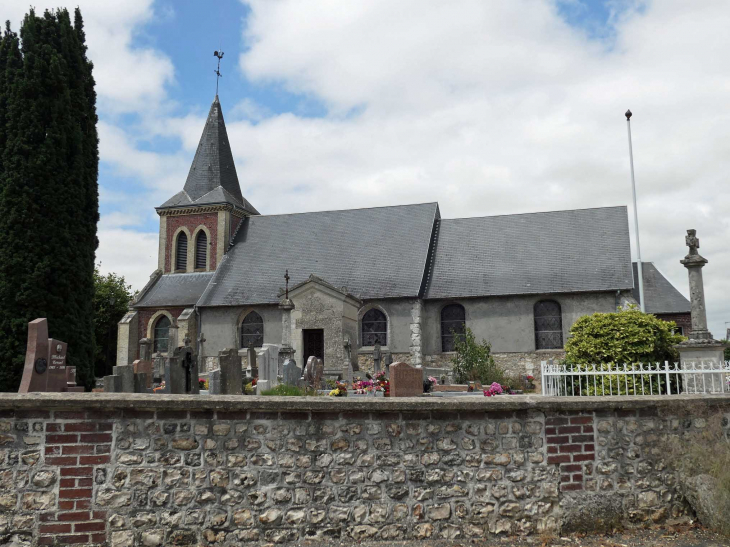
[155,96,258,273]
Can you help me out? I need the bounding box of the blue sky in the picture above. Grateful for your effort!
[5,0,729,338]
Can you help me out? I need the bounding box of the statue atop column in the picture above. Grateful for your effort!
[679,229,711,340]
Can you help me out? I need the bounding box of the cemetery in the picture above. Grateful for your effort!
[0,7,728,545]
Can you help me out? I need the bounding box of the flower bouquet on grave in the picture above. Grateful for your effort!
[423,375,438,393]
[375,371,389,396]
[199,378,208,390]
[523,375,536,392]
[328,381,348,397]
[483,382,503,397]
[153,381,166,393]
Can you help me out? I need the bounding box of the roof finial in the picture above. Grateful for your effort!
[213,50,224,97]
[284,269,290,299]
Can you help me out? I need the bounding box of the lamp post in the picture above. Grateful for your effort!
[625,109,645,312]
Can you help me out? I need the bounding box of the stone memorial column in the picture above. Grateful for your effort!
[675,229,727,393]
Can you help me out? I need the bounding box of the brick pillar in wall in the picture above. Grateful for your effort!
[38,411,113,545]
[545,413,595,492]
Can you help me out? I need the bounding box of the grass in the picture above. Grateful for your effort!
[259,384,320,396]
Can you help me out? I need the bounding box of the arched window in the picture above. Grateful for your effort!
[175,232,188,271]
[240,311,264,348]
[153,315,171,353]
[195,231,207,270]
[362,308,387,346]
[441,304,465,352]
[534,300,563,349]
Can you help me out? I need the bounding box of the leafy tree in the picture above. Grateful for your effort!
[565,307,685,365]
[451,327,506,385]
[0,9,98,391]
[93,267,132,379]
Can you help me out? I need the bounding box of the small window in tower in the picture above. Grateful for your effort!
[195,231,208,270]
[175,232,188,271]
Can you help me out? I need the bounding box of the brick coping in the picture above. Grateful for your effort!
[1,392,728,412]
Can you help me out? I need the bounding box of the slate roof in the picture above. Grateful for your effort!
[632,262,690,314]
[134,272,214,308]
[197,203,440,306]
[157,96,259,215]
[424,206,634,299]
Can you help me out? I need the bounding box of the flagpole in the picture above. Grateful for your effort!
[626,109,645,313]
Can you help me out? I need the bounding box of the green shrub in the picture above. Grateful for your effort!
[451,327,506,385]
[565,307,685,365]
[560,308,685,395]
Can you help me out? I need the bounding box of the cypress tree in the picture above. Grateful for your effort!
[0,9,98,391]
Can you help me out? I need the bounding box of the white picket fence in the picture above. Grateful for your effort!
[541,360,730,396]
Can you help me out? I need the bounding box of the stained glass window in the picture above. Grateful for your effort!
[153,315,171,353]
[534,300,563,349]
[241,311,264,348]
[362,308,387,346]
[441,304,465,352]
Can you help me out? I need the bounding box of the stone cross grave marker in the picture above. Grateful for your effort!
[18,318,82,393]
[168,346,199,394]
[219,348,242,395]
[246,342,258,379]
[282,359,301,386]
[373,342,382,374]
[389,361,424,397]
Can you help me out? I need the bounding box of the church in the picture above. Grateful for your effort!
[115,96,690,380]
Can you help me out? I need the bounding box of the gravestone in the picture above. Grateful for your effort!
[246,343,258,379]
[168,346,199,394]
[282,359,301,386]
[255,344,280,394]
[103,375,122,393]
[302,356,323,390]
[133,373,149,393]
[373,342,382,374]
[219,348,242,395]
[153,353,164,382]
[208,369,221,395]
[113,365,134,393]
[139,338,152,361]
[389,362,424,397]
[18,319,81,393]
[65,367,84,392]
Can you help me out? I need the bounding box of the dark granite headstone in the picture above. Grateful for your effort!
[219,348,242,395]
[103,375,122,393]
[133,372,149,393]
[389,362,423,397]
[168,346,199,394]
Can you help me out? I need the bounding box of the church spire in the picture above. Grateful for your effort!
[157,96,258,215]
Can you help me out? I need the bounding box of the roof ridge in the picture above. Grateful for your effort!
[442,205,628,221]
[250,202,439,218]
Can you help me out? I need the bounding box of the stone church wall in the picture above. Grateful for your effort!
[1,394,727,545]
[199,305,282,362]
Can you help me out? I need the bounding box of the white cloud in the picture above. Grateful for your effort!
[222,0,730,337]
[97,229,158,291]
[4,0,175,114]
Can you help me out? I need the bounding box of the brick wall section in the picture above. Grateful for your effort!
[545,413,595,492]
[137,307,186,346]
[655,313,692,337]
[0,409,114,546]
[1,397,729,545]
[164,213,218,273]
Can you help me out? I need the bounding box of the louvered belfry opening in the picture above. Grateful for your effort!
[175,232,188,271]
[195,231,208,270]
[534,300,563,349]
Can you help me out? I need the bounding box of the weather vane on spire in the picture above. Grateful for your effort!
[213,50,224,96]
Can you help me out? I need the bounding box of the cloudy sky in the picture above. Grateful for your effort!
[6,0,729,338]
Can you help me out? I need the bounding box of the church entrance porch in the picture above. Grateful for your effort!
[302,329,324,364]
[285,275,361,379]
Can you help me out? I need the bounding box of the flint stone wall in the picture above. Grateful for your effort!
[0,394,728,546]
